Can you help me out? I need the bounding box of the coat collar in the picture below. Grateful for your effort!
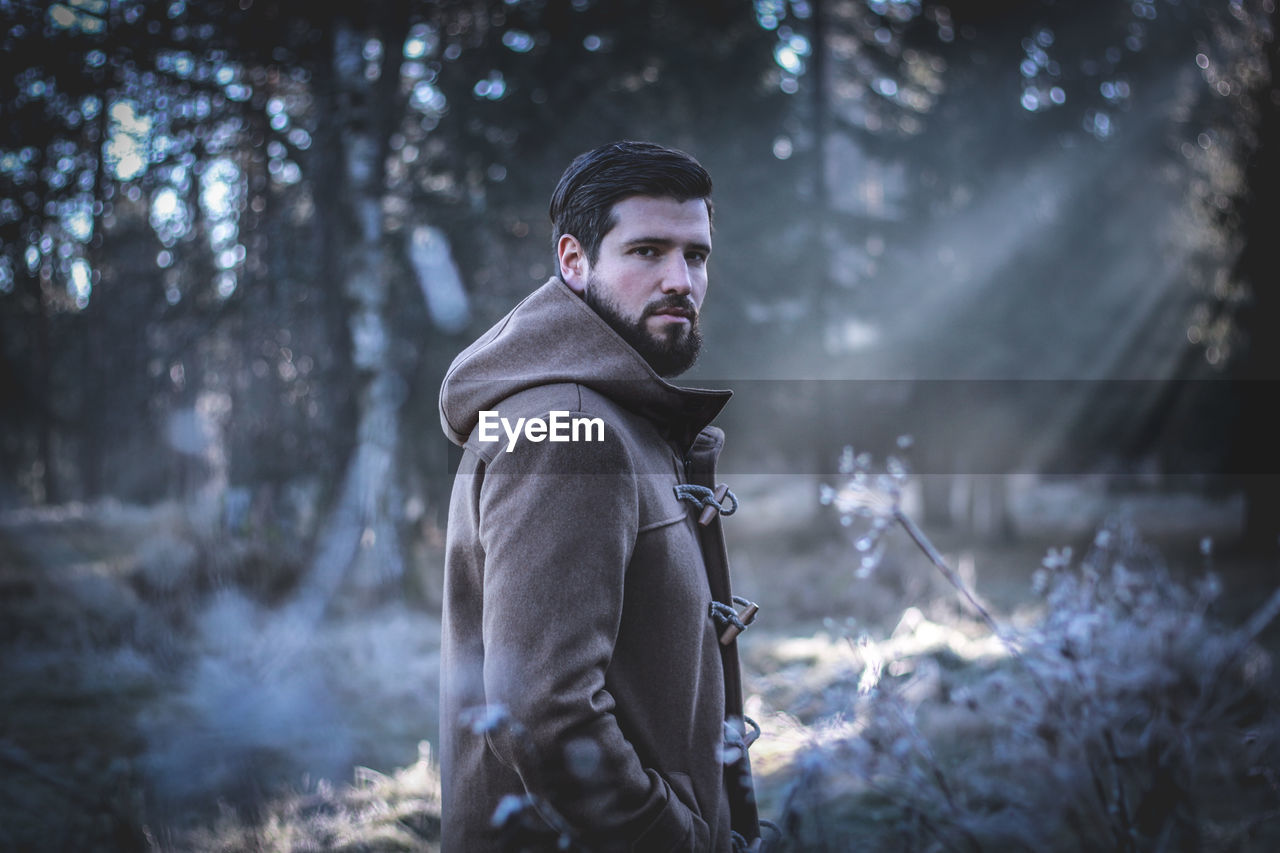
[440,277,730,451]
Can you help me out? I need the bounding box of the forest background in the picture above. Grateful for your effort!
[2,0,1279,850]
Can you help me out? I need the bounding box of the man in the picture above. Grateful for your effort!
[439,141,762,851]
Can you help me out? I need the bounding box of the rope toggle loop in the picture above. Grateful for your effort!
[674,483,738,526]
[709,595,759,645]
[722,715,762,764]
[723,714,761,751]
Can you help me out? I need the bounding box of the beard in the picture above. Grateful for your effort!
[584,275,703,378]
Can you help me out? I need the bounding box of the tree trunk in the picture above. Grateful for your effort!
[294,7,413,620]
[78,308,101,500]
[808,0,846,530]
[30,277,57,505]
[1233,4,1280,557]
[79,29,113,503]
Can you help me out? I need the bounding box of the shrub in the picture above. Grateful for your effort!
[766,453,1280,852]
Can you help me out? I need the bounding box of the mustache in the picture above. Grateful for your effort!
[644,295,698,320]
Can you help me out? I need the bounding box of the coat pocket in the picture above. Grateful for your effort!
[631,771,708,852]
[666,770,699,815]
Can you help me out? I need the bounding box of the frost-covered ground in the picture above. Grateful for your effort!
[0,501,441,850]
[0,478,1273,851]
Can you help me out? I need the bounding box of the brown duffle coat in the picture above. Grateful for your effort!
[438,277,760,851]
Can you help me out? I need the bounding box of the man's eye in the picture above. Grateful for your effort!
[633,246,659,258]
[686,252,707,264]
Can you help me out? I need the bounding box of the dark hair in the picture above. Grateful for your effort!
[549,140,713,268]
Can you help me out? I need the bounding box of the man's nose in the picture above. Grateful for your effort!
[660,256,693,295]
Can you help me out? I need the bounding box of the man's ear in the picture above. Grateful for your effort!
[557,234,589,295]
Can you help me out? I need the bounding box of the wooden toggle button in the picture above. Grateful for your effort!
[698,483,731,527]
[718,601,759,645]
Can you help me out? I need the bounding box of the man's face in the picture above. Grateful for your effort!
[571,196,712,377]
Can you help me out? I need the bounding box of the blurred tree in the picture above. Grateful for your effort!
[3,0,1269,575]
[1222,1,1280,554]
[0,0,352,510]
[0,0,793,606]
[752,0,1275,540]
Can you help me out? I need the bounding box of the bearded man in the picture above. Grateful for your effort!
[439,141,762,852]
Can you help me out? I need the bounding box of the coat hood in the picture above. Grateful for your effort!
[439,277,730,450]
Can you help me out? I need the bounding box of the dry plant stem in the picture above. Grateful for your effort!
[889,702,957,811]
[847,772,973,853]
[1102,728,1138,852]
[0,741,78,799]
[1193,585,1280,722]
[897,799,973,853]
[1239,586,1280,647]
[892,507,1051,698]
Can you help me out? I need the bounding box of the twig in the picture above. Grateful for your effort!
[892,507,1051,698]
[1102,728,1138,853]
[886,700,985,853]
[0,739,91,804]
[1239,587,1280,647]
[1193,586,1280,722]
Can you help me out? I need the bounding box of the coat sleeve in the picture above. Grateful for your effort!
[476,417,708,850]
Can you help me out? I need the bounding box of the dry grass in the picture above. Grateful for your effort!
[4,484,1277,852]
[171,742,442,852]
[0,499,441,852]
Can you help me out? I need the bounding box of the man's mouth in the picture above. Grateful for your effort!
[647,302,696,322]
